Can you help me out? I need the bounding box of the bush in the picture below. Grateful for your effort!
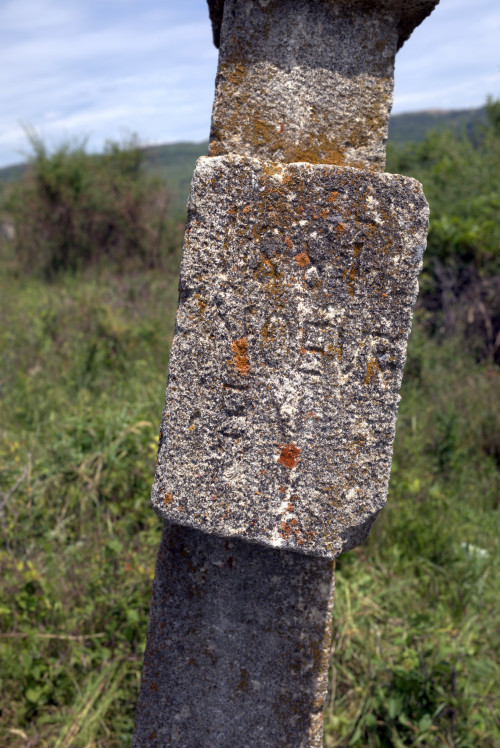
[387,97,500,363]
[3,131,183,277]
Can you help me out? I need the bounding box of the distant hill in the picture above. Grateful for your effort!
[143,141,208,213]
[387,106,486,146]
[0,107,487,211]
[0,162,27,186]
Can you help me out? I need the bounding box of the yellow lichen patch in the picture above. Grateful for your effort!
[195,294,207,319]
[208,140,224,156]
[364,356,381,385]
[343,244,363,296]
[260,320,275,343]
[343,264,359,296]
[231,337,251,376]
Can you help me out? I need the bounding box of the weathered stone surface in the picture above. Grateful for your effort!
[151,154,428,559]
[132,523,334,748]
[207,0,440,52]
[208,0,439,171]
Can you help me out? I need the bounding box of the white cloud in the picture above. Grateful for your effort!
[393,0,500,112]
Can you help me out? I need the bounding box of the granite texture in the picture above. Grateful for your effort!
[207,0,440,51]
[209,0,397,170]
[208,0,439,170]
[151,154,429,559]
[132,522,334,748]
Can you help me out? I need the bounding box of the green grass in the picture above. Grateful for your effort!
[1,263,498,746]
[0,266,179,746]
[326,325,500,746]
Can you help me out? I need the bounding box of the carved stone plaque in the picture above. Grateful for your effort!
[151,154,428,558]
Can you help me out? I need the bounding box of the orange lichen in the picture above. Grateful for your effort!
[230,337,251,376]
[294,252,310,267]
[280,517,305,545]
[278,443,301,468]
[280,520,292,540]
[163,493,173,506]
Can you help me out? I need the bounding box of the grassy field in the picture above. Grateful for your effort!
[0,261,498,746]
[1,112,499,745]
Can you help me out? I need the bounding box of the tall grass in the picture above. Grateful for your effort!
[0,266,498,746]
[0,268,178,746]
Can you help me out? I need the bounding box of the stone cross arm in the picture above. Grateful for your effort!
[151,155,429,559]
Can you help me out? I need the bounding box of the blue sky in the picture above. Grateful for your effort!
[0,0,498,168]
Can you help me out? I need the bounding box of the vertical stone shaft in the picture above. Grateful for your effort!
[134,0,436,745]
[209,0,399,170]
[134,2,345,744]
[134,525,334,747]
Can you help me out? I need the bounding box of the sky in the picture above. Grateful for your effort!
[0,0,499,169]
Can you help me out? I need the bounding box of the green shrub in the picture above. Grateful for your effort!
[387,97,500,363]
[2,131,183,277]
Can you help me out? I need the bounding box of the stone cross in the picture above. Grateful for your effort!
[133,1,437,746]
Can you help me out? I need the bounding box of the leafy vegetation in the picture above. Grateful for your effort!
[2,133,183,278]
[387,98,500,364]
[0,106,499,746]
